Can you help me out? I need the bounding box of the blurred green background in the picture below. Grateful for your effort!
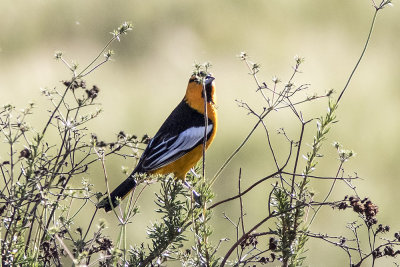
[1,0,399,265]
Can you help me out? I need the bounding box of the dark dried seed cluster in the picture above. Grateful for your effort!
[41,241,62,263]
[92,130,141,151]
[240,235,258,250]
[63,79,86,91]
[0,205,7,216]
[337,196,379,226]
[258,253,276,264]
[33,166,49,178]
[394,232,400,242]
[91,133,98,141]
[62,79,99,102]
[141,134,151,144]
[88,237,113,254]
[85,85,100,101]
[91,133,107,147]
[97,141,107,147]
[117,130,126,139]
[338,201,348,210]
[97,237,113,251]
[376,224,390,234]
[19,148,31,159]
[269,237,277,251]
[372,246,400,259]
[364,201,378,226]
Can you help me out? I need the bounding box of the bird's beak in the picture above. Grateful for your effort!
[204,76,216,105]
[205,76,215,86]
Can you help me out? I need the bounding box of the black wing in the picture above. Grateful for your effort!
[134,100,213,173]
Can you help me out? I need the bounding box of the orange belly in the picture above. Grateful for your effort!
[150,144,203,180]
[150,129,216,180]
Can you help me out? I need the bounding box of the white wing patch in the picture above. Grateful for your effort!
[143,124,213,170]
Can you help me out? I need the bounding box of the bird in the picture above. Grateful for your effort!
[100,74,217,212]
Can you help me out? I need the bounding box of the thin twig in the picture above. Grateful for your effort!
[337,9,378,104]
[238,168,245,236]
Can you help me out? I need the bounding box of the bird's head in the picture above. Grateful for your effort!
[186,74,216,105]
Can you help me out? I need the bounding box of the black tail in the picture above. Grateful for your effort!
[99,174,137,212]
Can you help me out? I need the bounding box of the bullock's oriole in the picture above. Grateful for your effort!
[100,75,217,212]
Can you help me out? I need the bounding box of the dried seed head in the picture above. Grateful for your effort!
[142,134,151,144]
[0,205,6,216]
[384,246,395,256]
[85,85,100,101]
[338,202,348,210]
[269,237,277,251]
[19,148,31,159]
[352,202,365,214]
[118,131,126,139]
[394,232,400,241]
[97,141,107,148]
[79,80,87,89]
[63,80,80,91]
